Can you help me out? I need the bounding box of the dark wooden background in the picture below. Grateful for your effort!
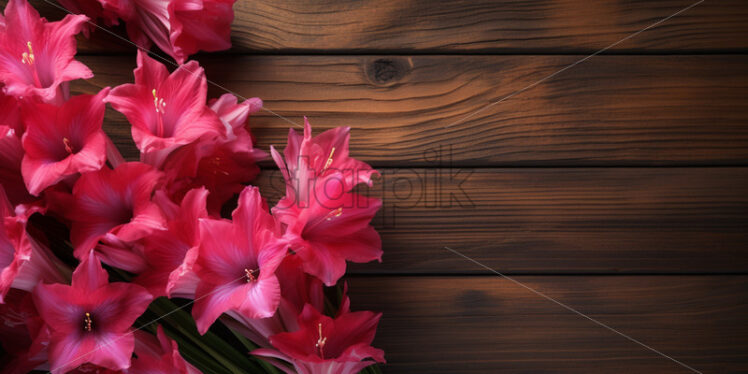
[24,0,748,372]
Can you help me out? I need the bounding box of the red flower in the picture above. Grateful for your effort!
[0,93,24,202]
[122,0,234,64]
[20,89,109,196]
[271,117,377,199]
[135,188,207,298]
[128,326,199,374]
[160,93,265,213]
[105,50,222,162]
[254,304,385,374]
[1,185,66,303]
[269,119,381,285]
[56,0,120,36]
[0,123,31,206]
[0,289,49,372]
[0,0,92,103]
[192,186,286,334]
[273,174,382,286]
[32,251,153,373]
[224,255,325,348]
[69,162,165,272]
[0,89,22,133]
[209,93,262,138]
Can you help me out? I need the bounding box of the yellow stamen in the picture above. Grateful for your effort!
[315,323,327,358]
[325,207,343,221]
[244,268,258,282]
[152,89,166,113]
[322,147,336,171]
[21,41,34,65]
[63,137,74,154]
[84,312,92,332]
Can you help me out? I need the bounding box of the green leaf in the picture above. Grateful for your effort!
[228,327,284,374]
[147,298,263,374]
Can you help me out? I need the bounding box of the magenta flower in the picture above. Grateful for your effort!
[254,304,385,374]
[1,185,66,303]
[223,255,325,348]
[160,93,265,213]
[0,89,22,133]
[122,0,234,64]
[269,119,381,285]
[273,174,382,286]
[209,93,263,140]
[271,118,377,199]
[0,289,49,373]
[192,186,287,334]
[32,251,153,373]
[69,162,165,271]
[128,326,199,374]
[56,0,121,35]
[105,50,222,162]
[20,89,109,196]
[0,0,92,103]
[0,123,31,205]
[135,188,207,298]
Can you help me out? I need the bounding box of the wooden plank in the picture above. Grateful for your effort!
[346,275,748,373]
[72,55,748,167]
[251,167,748,274]
[23,0,748,53]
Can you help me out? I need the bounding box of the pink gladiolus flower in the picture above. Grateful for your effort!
[209,93,262,140]
[0,92,35,205]
[121,0,234,64]
[135,188,207,298]
[270,120,381,285]
[0,89,22,133]
[128,326,199,374]
[223,255,325,348]
[254,304,385,374]
[160,93,265,213]
[271,118,377,199]
[69,162,165,271]
[0,124,31,206]
[56,0,121,36]
[273,173,382,286]
[105,50,222,163]
[192,186,286,335]
[1,185,66,303]
[21,89,110,196]
[33,251,153,373]
[0,289,49,372]
[0,0,92,103]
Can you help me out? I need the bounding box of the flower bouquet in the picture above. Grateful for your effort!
[0,0,385,372]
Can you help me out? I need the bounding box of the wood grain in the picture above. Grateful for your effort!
[23,0,748,53]
[251,167,748,274]
[345,275,748,373]
[71,54,748,167]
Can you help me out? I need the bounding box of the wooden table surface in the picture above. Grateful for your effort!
[27,0,748,372]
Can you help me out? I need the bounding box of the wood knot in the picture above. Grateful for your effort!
[366,58,410,86]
